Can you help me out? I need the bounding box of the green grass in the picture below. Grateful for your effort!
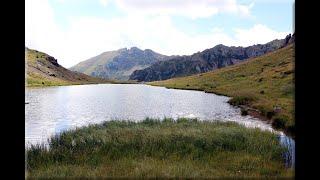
[26,72,109,87]
[26,72,136,87]
[25,47,49,66]
[26,72,72,87]
[149,45,295,136]
[26,118,293,178]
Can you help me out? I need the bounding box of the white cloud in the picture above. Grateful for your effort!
[253,0,294,3]
[99,0,109,6]
[232,24,290,46]
[25,0,66,62]
[101,0,254,19]
[26,0,289,68]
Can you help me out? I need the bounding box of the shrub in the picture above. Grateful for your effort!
[241,108,248,116]
[272,115,290,129]
[266,111,275,119]
[176,117,198,123]
[255,106,275,119]
[228,96,255,106]
[287,124,295,135]
[284,70,294,75]
[142,117,161,125]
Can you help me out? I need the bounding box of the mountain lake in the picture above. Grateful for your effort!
[25,83,294,167]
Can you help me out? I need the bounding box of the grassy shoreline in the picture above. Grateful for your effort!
[26,81,108,88]
[26,118,293,178]
[149,45,295,137]
[25,78,137,87]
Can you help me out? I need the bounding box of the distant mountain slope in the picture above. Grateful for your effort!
[130,34,295,82]
[150,44,295,135]
[26,48,112,87]
[69,47,172,80]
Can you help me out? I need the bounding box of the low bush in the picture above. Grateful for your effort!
[255,105,276,119]
[228,96,255,106]
[272,115,290,130]
[241,108,248,116]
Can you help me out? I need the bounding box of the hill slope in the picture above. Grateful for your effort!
[69,47,172,80]
[26,48,112,87]
[130,34,294,82]
[149,44,295,136]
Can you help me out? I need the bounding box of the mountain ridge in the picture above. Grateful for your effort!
[130,34,295,82]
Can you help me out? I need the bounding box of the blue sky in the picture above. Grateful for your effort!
[26,0,294,68]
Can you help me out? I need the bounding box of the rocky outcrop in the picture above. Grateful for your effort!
[288,33,295,44]
[46,56,59,67]
[129,34,295,82]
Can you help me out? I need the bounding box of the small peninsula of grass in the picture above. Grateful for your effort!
[26,118,293,178]
[149,45,295,136]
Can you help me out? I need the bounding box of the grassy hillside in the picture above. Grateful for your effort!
[26,48,114,87]
[26,118,293,178]
[149,44,295,136]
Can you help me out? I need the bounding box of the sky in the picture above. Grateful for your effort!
[25,0,294,68]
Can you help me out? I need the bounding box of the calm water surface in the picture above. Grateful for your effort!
[25,84,294,167]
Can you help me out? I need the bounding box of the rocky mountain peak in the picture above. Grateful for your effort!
[70,47,170,80]
[214,44,228,49]
[129,46,140,51]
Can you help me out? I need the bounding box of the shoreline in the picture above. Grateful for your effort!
[147,84,295,139]
[25,79,138,88]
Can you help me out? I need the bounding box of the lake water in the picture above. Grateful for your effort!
[25,84,294,167]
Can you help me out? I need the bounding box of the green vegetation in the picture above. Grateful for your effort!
[26,71,135,87]
[149,45,295,136]
[26,47,49,66]
[26,118,293,178]
[27,72,73,87]
[26,72,112,87]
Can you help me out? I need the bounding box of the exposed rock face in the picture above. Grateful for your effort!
[129,34,295,82]
[46,56,59,67]
[288,33,295,44]
[70,47,172,80]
